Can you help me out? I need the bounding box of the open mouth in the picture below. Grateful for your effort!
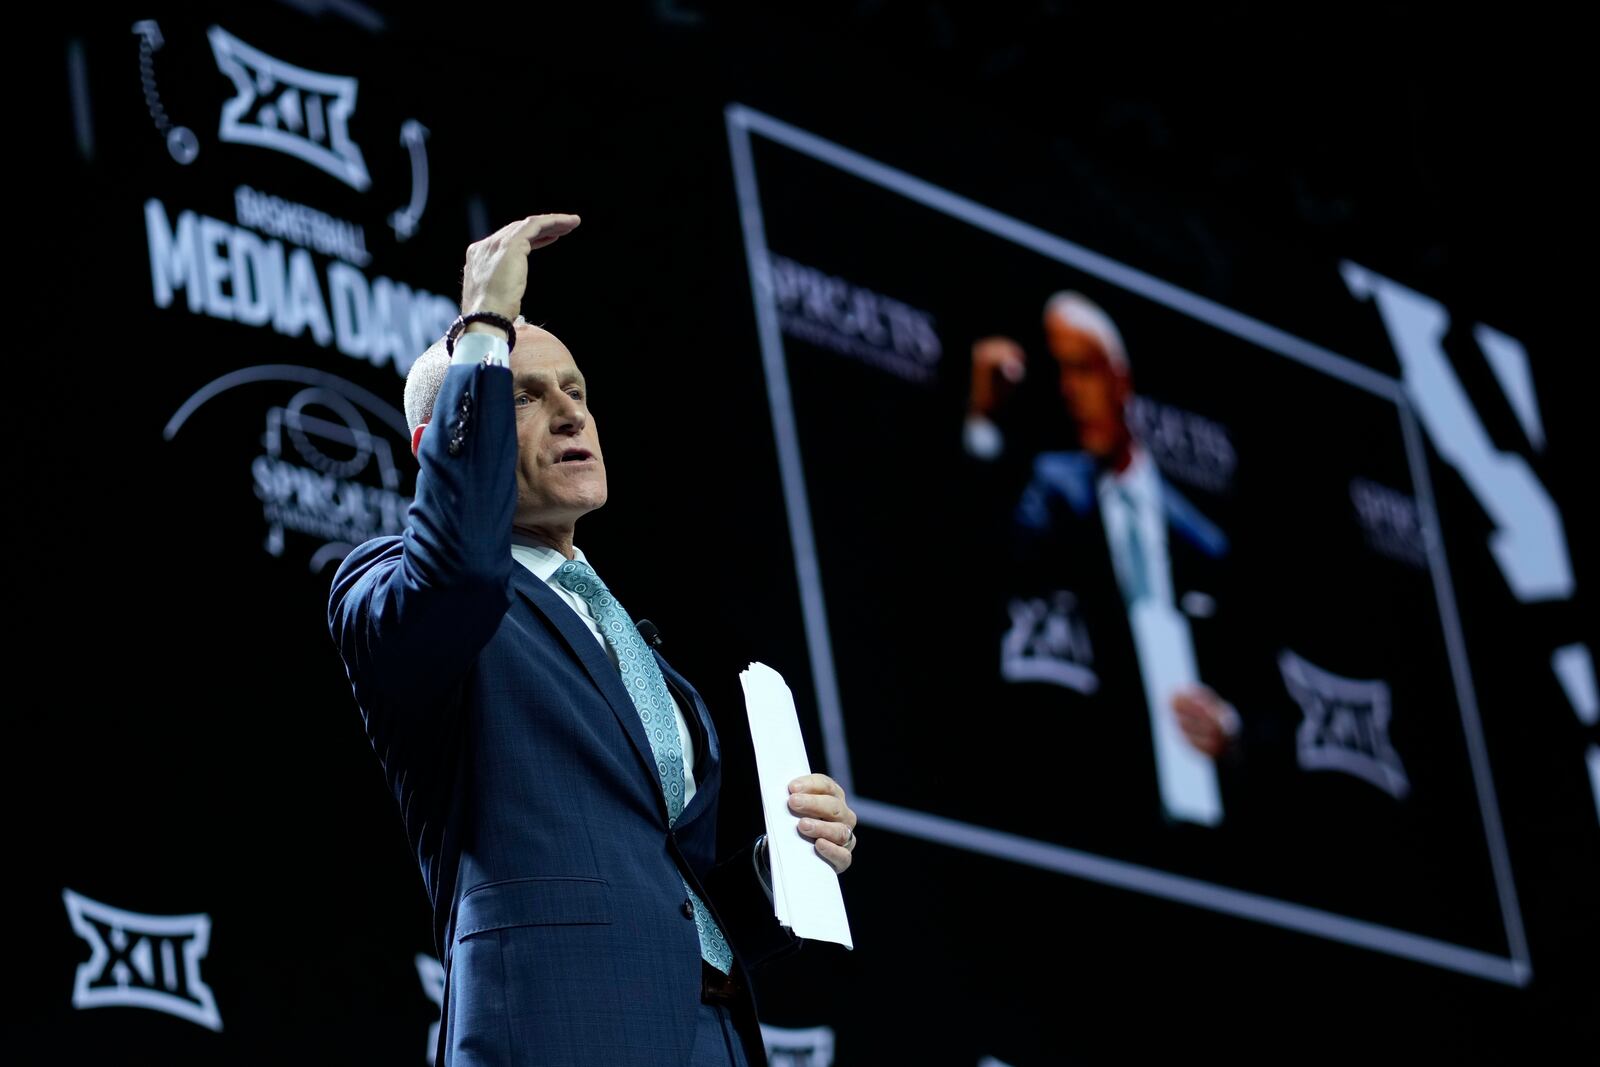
[556,448,593,464]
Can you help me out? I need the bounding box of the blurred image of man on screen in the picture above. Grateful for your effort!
[964,291,1245,826]
[329,214,858,1067]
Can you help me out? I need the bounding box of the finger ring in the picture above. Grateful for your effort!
[845,828,856,849]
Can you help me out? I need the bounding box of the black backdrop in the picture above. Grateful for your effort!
[27,4,1595,1063]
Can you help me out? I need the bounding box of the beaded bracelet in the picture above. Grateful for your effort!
[445,311,517,357]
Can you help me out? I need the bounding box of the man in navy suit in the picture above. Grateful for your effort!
[329,214,858,1066]
[965,291,1242,828]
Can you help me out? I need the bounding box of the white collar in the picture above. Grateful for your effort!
[1098,444,1157,507]
[509,533,591,582]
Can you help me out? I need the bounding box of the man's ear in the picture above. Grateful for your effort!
[411,421,427,457]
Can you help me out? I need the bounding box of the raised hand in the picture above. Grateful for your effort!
[969,335,1027,418]
[460,214,582,322]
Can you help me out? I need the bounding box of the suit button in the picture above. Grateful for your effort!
[681,898,695,919]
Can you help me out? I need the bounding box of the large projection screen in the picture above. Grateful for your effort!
[726,104,1526,986]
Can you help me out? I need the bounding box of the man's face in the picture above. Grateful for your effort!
[1045,317,1131,458]
[509,325,608,530]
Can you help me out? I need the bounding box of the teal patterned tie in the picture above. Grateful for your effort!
[554,559,734,974]
[1117,487,1151,605]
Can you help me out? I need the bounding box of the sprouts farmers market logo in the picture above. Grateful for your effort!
[165,367,413,572]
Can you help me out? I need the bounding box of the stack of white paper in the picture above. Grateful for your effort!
[739,662,854,949]
[1129,600,1223,827]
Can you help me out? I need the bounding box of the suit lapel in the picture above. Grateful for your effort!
[657,652,720,830]
[509,565,667,822]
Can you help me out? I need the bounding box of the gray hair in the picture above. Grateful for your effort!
[1044,291,1130,374]
[404,315,529,432]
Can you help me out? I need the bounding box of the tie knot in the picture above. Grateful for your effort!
[554,559,609,603]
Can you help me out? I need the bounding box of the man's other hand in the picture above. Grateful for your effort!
[787,774,857,874]
[1172,684,1242,760]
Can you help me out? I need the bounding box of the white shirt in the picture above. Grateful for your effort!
[451,329,511,369]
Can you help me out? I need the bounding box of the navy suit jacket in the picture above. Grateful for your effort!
[329,359,795,1066]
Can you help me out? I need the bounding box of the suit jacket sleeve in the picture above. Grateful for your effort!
[327,361,518,751]
[705,839,803,971]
